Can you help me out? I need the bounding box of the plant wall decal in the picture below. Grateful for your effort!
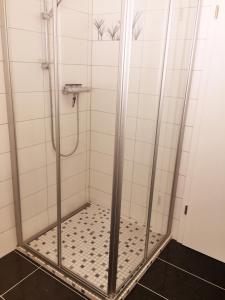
[94,12,142,41]
[94,19,105,40]
[107,23,120,41]
[132,12,143,40]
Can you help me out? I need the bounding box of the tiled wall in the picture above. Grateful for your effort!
[0,18,17,257]
[48,0,92,225]
[89,0,204,236]
[89,1,170,231]
[89,0,120,211]
[3,0,92,241]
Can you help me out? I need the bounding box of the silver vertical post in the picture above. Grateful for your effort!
[107,0,134,296]
[0,0,23,245]
[166,0,201,235]
[52,0,62,267]
[144,0,173,259]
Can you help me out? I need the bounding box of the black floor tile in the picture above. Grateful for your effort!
[140,259,225,300]
[0,252,37,295]
[14,250,39,267]
[125,284,164,299]
[160,239,225,289]
[3,269,85,300]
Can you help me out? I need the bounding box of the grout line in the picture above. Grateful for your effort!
[138,283,169,300]
[14,250,40,268]
[39,268,87,300]
[1,266,42,296]
[158,258,225,292]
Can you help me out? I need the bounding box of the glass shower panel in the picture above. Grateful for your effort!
[147,1,200,254]
[116,0,171,291]
[59,0,123,294]
[3,0,58,262]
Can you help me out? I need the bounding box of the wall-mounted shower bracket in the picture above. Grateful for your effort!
[41,11,52,20]
[41,62,50,70]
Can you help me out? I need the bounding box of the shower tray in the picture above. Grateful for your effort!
[22,203,163,297]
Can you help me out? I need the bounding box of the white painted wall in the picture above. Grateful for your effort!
[175,0,225,263]
[172,0,214,239]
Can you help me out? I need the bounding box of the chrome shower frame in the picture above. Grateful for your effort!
[0,0,202,298]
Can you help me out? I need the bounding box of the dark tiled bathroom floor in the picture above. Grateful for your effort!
[0,240,225,300]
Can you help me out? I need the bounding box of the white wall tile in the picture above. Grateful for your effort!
[164,70,188,98]
[16,119,45,149]
[61,0,90,13]
[61,152,87,180]
[91,89,116,114]
[0,95,8,125]
[92,66,118,90]
[22,211,49,240]
[131,184,149,207]
[138,94,159,120]
[8,29,42,63]
[91,151,113,175]
[134,141,153,166]
[60,8,89,39]
[0,124,10,153]
[61,191,87,217]
[0,204,15,233]
[60,37,88,65]
[143,10,168,41]
[0,32,3,60]
[140,68,161,95]
[136,119,156,143]
[11,62,44,93]
[6,0,42,32]
[21,189,48,221]
[92,41,119,66]
[60,65,89,87]
[18,144,46,174]
[91,132,115,155]
[91,111,115,135]
[90,170,112,194]
[20,167,47,198]
[133,163,150,186]
[13,92,45,121]
[0,153,11,181]
[0,62,6,93]
[142,41,164,69]
[93,0,121,14]
[0,227,17,258]
[0,179,13,209]
[61,172,86,201]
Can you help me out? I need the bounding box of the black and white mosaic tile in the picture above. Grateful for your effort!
[29,204,162,293]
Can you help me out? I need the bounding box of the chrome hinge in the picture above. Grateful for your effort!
[41,62,50,70]
[184,205,188,215]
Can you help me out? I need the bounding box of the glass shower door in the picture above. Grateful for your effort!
[115,0,172,292]
[147,0,201,256]
[1,0,59,263]
[58,0,125,295]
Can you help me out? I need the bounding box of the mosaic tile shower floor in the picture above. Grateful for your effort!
[28,203,162,292]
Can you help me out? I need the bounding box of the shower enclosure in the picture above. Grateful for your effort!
[0,0,200,299]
